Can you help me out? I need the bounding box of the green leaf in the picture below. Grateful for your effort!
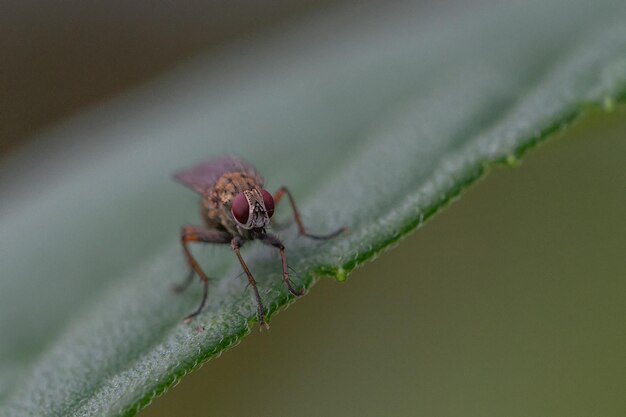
[1,1,625,416]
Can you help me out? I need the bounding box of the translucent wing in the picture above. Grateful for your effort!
[173,155,263,195]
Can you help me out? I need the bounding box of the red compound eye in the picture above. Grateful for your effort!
[260,189,274,217]
[231,193,250,224]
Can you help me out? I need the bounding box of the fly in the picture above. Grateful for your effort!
[173,155,346,328]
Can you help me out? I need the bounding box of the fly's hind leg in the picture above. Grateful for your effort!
[273,186,348,239]
[171,268,195,293]
[178,225,232,323]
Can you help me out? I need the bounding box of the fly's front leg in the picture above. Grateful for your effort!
[259,233,303,297]
[178,226,232,323]
[231,236,269,330]
[273,186,347,239]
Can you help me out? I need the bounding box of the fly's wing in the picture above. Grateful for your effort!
[174,155,263,195]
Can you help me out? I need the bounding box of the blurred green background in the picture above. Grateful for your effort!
[0,0,356,154]
[141,109,626,417]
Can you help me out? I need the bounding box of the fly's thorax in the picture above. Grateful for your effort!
[214,172,263,204]
[200,195,222,229]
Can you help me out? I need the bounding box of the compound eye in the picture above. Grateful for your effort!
[231,193,250,224]
[260,189,275,217]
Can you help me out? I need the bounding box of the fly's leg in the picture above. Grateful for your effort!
[273,186,347,240]
[178,226,232,323]
[231,236,269,330]
[259,233,303,297]
[171,268,195,293]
